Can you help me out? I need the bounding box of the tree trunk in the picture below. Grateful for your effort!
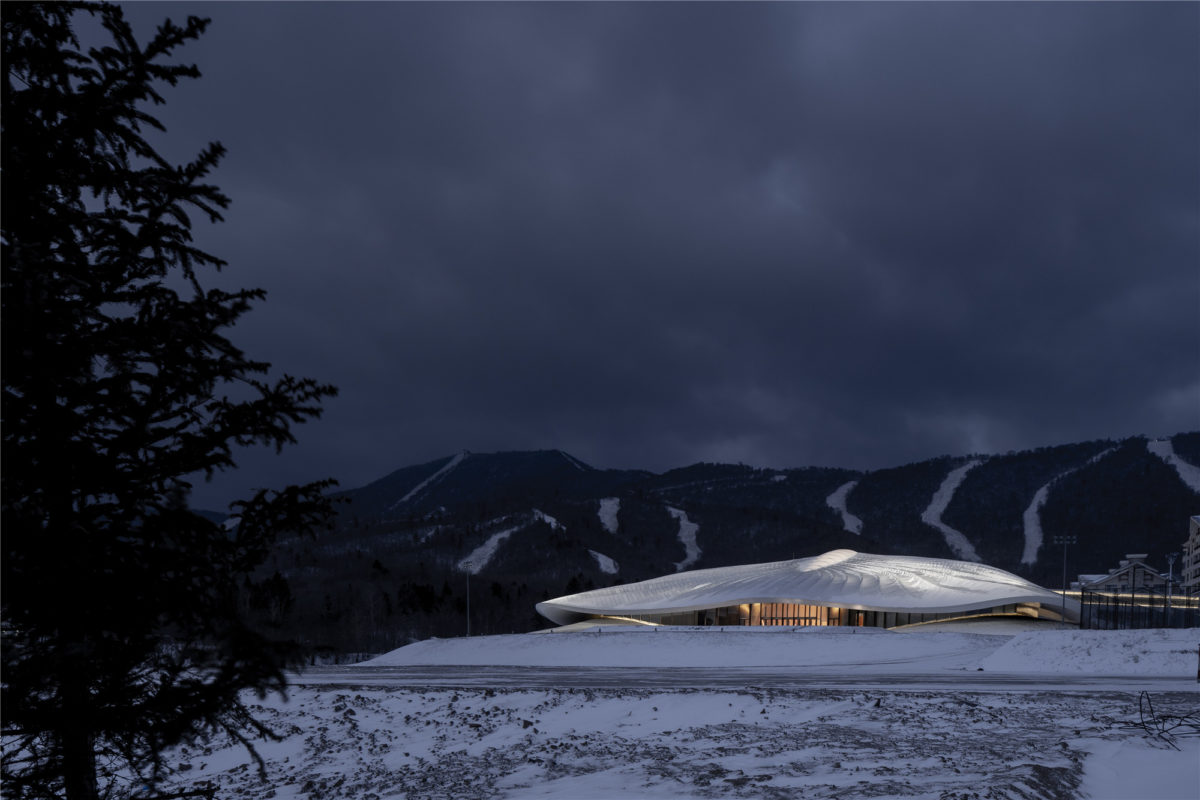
[61,676,100,800]
[61,727,99,800]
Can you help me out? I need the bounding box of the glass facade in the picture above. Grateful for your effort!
[606,602,1045,628]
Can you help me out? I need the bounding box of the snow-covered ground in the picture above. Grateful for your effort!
[367,626,1200,677]
[980,628,1198,676]
[159,628,1200,800]
[369,626,994,670]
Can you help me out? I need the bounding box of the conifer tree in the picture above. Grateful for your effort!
[2,4,337,798]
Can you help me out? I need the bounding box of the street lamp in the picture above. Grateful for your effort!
[1052,535,1076,625]
[464,562,472,637]
[1167,552,1179,625]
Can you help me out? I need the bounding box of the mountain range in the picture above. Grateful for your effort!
[247,432,1200,654]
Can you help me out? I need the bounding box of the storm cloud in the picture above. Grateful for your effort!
[114,2,1199,509]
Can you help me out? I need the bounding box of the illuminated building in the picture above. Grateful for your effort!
[536,549,1078,628]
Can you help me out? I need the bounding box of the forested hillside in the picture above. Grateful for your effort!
[242,433,1200,654]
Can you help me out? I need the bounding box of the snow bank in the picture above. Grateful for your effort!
[366,627,1000,669]
[979,628,1200,676]
[368,626,1200,678]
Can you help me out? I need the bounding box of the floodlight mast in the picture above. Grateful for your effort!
[1052,535,1076,625]
[464,562,472,637]
[1167,552,1178,623]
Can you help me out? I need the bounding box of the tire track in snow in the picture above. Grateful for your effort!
[921,460,984,562]
[1147,438,1200,494]
[826,480,863,535]
[667,507,701,572]
[1021,447,1117,565]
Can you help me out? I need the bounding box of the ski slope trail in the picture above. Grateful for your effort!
[589,550,619,575]
[532,509,564,530]
[826,480,863,535]
[559,450,589,472]
[389,451,468,510]
[597,497,620,534]
[458,524,521,575]
[921,460,983,561]
[458,510,563,574]
[667,507,701,572]
[1147,438,1200,494]
[1021,447,1117,565]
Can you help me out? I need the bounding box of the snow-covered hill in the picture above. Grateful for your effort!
[367,626,1200,677]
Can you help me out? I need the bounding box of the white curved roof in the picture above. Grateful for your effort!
[536,549,1078,625]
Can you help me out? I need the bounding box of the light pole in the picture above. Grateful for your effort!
[1052,535,1076,625]
[464,562,472,637]
[1167,552,1178,625]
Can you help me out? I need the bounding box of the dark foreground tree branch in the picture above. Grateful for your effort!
[2,4,338,798]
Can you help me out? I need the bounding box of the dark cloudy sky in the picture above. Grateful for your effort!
[115,2,1199,510]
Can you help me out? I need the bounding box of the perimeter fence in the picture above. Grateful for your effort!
[1078,585,1200,630]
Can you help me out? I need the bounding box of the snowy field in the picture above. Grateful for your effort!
[161,628,1200,800]
[364,625,1198,677]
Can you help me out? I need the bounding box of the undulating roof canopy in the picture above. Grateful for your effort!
[536,549,1078,626]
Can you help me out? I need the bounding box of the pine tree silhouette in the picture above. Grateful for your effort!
[2,4,337,798]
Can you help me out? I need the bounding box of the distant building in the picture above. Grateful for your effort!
[1074,544,1200,630]
[1075,553,1166,593]
[536,549,1079,629]
[1072,574,1108,590]
[1183,517,1200,590]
